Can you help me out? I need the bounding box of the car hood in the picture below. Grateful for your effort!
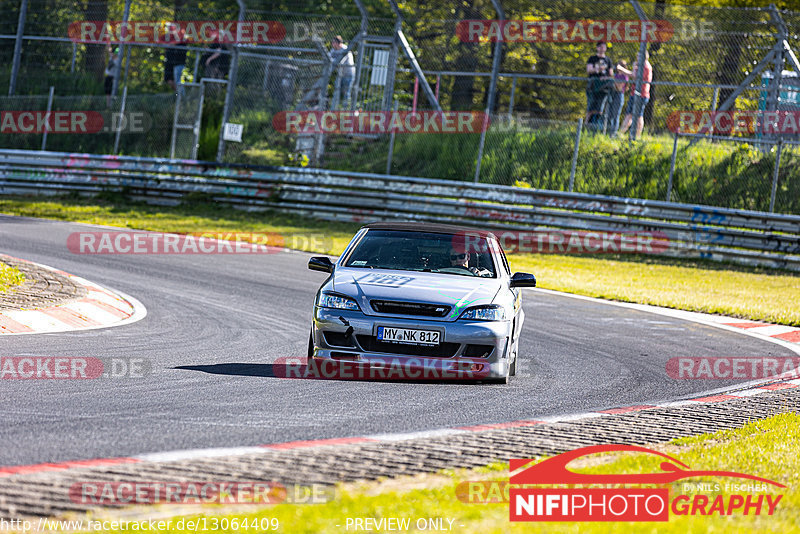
[331,268,502,319]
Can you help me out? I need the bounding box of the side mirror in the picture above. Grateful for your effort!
[308,256,335,273]
[510,272,536,288]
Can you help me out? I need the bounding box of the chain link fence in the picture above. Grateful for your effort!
[2,0,800,214]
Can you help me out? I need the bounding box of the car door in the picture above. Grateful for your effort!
[493,238,523,344]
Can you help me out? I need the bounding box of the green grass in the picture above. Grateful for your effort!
[508,253,800,327]
[0,261,25,294]
[237,127,800,215]
[1,195,799,325]
[97,413,799,533]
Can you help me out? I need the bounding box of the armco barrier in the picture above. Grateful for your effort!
[1,149,799,270]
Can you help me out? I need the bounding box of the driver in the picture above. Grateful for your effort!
[449,249,490,276]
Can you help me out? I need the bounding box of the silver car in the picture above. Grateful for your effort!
[306,222,536,384]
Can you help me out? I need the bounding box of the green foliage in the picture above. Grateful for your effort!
[0,263,26,294]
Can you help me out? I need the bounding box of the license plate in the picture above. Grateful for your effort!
[377,326,440,345]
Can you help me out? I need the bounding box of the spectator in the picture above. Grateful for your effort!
[203,29,231,80]
[331,35,355,109]
[164,28,188,91]
[585,41,614,132]
[618,50,653,140]
[104,46,119,107]
[606,59,629,136]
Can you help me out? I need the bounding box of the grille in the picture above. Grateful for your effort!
[357,335,459,357]
[323,331,356,347]
[370,300,451,317]
[463,344,495,358]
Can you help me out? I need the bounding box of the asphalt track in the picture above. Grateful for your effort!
[1,214,796,466]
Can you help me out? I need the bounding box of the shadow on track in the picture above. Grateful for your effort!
[174,362,504,385]
[175,363,277,377]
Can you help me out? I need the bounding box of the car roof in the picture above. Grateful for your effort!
[361,221,497,239]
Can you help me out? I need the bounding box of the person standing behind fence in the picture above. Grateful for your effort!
[164,29,188,92]
[331,36,355,109]
[104,46,119,107]
[585,42,614,132]
[618,50,653,140]
[606,60,629,136]
[203,29,231,80]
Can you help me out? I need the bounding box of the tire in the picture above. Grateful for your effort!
[484,375,509,385]
[509,353,517,376]
[307,329,314,365]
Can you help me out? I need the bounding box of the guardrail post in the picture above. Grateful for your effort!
[568,117,583,192]
[40,86,54,151]
[770,139,783,212]
[667,132,678,201]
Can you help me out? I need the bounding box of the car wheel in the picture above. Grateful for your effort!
[484,375,509,385]
[307,329,314,364]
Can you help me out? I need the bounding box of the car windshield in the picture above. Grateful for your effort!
[343,230,497,277]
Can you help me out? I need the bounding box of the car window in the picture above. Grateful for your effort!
[498,241,511,275]
[343,230,497,277]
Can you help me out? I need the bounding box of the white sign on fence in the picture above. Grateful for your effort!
[223,123,243,142]
[370,50,389,86]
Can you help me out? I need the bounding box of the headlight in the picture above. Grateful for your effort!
[459,305,506,321]
[317,292,361,311]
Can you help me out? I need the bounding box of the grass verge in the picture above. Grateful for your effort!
[0,261,25,294]
[94,412,798,533]
[1,195,799,325]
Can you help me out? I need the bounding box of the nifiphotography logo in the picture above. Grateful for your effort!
[509,444,785,522]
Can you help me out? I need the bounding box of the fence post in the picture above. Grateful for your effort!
[40,86,54,151]
[386,99,398,175]
[474,0,505,183]
[113,85,128,154]
[70,43,77,73]
[8,0,28,96]
[629,0,648,142]
[473,114,489,183]
[508,76,516,120]
[216,0,245,162]
[568,117,583,192]
[111,0,131,98]
[666,132,678,201]
[770,139,783,213]
[708,86,719,137]
[170,90,182,159]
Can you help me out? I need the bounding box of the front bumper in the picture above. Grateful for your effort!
[310,307,514,379]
